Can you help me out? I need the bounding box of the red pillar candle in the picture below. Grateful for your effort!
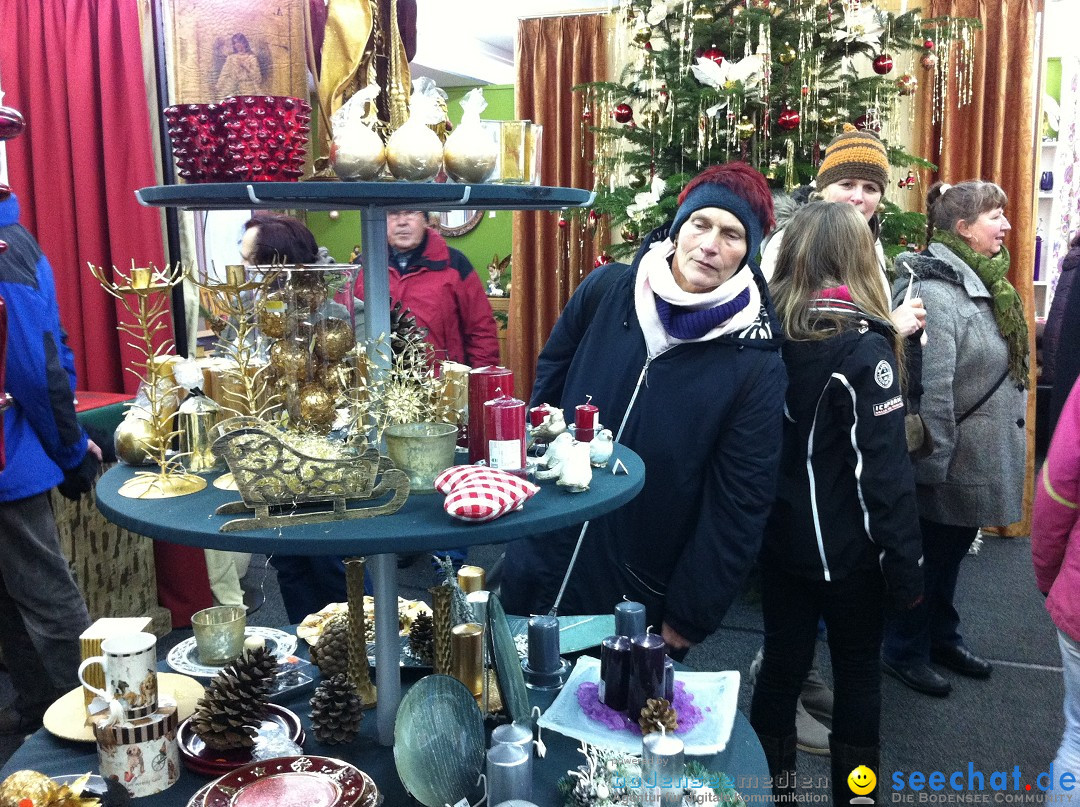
[468,365,514,464]
[575,399,599,443]
[528,404,554,428]
[483,394,526,473]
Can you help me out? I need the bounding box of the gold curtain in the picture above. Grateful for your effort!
[509,13,609,396]
[914,0,1038,535]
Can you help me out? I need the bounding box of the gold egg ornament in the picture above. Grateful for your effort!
[114,415,158,466]
[270,339,311,383]
[443,124,498,183]
[297,382,337,431]
[313,317,356,362]
[386,122,443,182]
[330,124,386,181]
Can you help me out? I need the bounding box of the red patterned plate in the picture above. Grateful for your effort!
[187,781,213,807]
[203,756,378,807]
[177,703,305,776]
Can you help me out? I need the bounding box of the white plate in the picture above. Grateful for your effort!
[165,626,297,678]
[537,656,740,756]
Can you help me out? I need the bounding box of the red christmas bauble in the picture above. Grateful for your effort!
[777,108,801,130]
[613,103,634,124]
[557,217,568,230]
[896,74,918,96]
[594,254,613,268]
[921,52,938,70]
[697,44,725,66]
[582,108,592,121]
[801,85,811,97]
[872,54,894,75]
[923,38,935,50]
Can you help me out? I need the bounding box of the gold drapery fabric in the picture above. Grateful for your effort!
[914,0,1038,535]
[509,13,609,397]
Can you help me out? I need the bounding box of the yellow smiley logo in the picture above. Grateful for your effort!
[848,765,877,796]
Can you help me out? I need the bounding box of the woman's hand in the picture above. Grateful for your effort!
[890,298,926,338]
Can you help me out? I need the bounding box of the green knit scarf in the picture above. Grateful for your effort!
[931,229,1030,390]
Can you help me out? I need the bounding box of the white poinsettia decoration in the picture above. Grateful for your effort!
[645,0,669,25]
[831,4,886,46]
[626,175,667,221]
[690,55,766,116]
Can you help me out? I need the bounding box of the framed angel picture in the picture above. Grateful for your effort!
[164,0,309,105]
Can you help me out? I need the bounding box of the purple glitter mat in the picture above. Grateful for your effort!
[575,680,706,735]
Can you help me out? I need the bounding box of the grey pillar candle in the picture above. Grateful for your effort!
[642,730,685,807]
[663,658,674,703]
[627,632,666,721]
[614,600,646,638]
[491,721,533,755]
[527,614,560,674]
[599,635,631,711]
[487,742,532,805]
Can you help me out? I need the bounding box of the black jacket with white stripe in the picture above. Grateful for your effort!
[760,303,923,609]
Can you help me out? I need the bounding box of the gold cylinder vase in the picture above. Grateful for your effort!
[451,622,484,699]
[430,584,454,675]
[346,557,377,708]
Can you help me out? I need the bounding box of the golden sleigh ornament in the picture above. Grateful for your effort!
[210,424,409,532]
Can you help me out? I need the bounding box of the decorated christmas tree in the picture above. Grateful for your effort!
[580,0,979,257]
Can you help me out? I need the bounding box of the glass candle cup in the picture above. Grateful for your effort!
[191,605,247,665]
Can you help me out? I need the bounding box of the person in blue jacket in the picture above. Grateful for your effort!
[501,162,786,659]
[0,189,99,735]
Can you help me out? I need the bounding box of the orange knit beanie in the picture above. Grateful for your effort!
[815,123,889,195]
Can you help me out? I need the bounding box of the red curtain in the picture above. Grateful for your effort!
[1,0,167,394]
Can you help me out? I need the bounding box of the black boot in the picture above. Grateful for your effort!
[757,732,798,804]
[831,737,880,805]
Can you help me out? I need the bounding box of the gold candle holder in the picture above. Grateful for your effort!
[224,264,247,288]
[346,557,377,708]
[88,260,206,499]
[430,584,454,675]
[457,565,487,594]
[451,622,484,699]
[498,121,528,184]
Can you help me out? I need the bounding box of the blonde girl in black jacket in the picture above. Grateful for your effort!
[750,202,923,806]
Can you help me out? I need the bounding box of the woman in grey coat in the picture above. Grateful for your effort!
[882,180,1029,697]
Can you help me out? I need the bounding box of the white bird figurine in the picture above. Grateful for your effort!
[534,432,575,480]
[529,408,567,445]
[557,440,593,493]
[589,428,614,468]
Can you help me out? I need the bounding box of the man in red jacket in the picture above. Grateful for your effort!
[354,210,500,368]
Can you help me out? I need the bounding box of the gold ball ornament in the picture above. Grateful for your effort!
[298,383,336,431]
[330,125,386,181]
[896,74,918,96]
[778,43,797,65]
[289,272,328,311]
[256,291,289,338]
[313,317,356,362]
[0,770,58,807]
[443,123,498,183]
[821,113,841,128]
[386,123,443,182]
[270,339,311,383]
[114,416,158,466]
[692,5,713,22]
[633,24,652,44]
[735,116,756,140]
[316,361,353,395]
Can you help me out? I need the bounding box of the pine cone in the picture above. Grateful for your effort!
[389,301,429,357]
[569,778,597,807]
[190,646,279,751]
[311,613,351,679]
[639,697,679,736]
[408,612,434,664]
[309,673,363,744]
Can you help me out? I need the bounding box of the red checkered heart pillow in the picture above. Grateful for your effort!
[444,479,531,523]
[435,466,539,500]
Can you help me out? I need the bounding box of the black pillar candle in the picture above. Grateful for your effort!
[627,632,667,721]
[599,635,631,711]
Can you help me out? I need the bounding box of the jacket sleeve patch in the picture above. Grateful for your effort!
[873,359,894,389]
[873,395,904,417]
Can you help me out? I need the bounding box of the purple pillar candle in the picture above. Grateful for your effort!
[614,601,646,639]
[599,635,632,711]
[663,658,674,703]
[627,632,667,721]
[527,614,560,674]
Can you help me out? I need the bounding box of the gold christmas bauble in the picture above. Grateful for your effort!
[735,116,755,140]
[298,383,336,431]
[386,124,443,182]
[778,43,797,65]
[314,318,356,362]
[114,416,157,466]
[633,24,652,44]
[692,5,713,23]
[330,125,386,181]
[316,361,353,395]
[443,124,498,183]
[270,339,311,383]
[289,272,327,311]
[0,770,58,807]
[257,291,289,338]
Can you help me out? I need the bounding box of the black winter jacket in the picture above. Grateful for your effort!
[761,303,922,609]
[501,225,787,643]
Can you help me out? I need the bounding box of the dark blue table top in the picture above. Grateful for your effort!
[94,445,644,555]
[1,645,769,807]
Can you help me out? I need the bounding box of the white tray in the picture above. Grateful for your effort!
[165,626,297,678]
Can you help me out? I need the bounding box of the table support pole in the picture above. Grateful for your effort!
[371,552,401,745]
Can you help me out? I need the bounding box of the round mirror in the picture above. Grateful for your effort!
[435,209,484,238]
